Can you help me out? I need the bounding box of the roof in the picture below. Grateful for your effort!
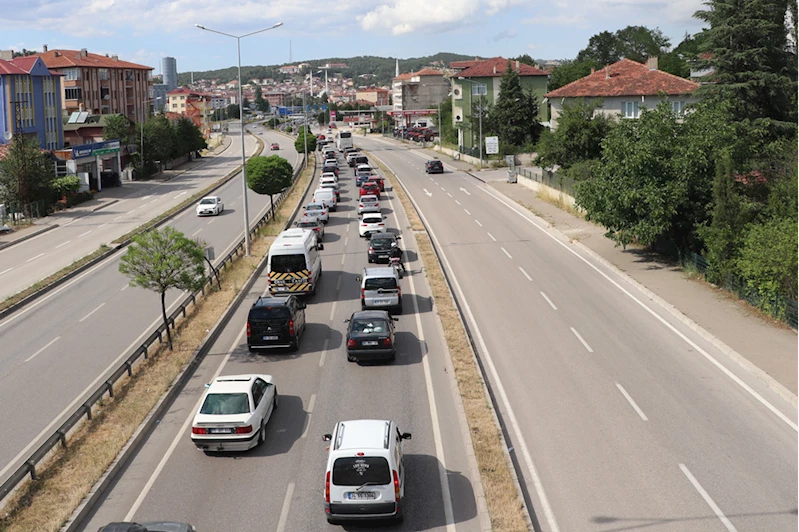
[392,72,413,81]
[458,57,547,78]
[33,49,152,70]
[0,59,27,75]
[210,374,272,394]
[546,58,700,98]
[335,419,390,450]
[451,60,482,69]
[62,114,130,131]
[413,68,445,77]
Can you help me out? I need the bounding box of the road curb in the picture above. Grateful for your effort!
[0,224,59,251]
[486,183,798,408]
[92,199,118,212]
[463,170,487,183]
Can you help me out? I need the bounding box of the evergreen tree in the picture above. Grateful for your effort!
[487,63,541,148]
[0,135,54,215]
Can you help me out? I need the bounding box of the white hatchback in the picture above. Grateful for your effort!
[359,213,386,237]
[357,194,380,214]
[191,374,278,452]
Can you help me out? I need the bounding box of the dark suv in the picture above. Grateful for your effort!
[368,233,401,263]
[247,295,306,352]
[425,160,443,174]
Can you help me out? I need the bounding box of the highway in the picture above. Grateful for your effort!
[356,136,798,532]
[79,144,483,531]
[0,124,299,490]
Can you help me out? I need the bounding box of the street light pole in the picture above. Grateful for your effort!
[303,92,308,168]
[196,21,283,256]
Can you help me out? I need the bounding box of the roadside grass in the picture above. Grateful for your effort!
[368,152,530,531]
[0,157,314,532]
[535,187,584,218]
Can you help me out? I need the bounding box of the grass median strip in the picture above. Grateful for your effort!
[369,153,530,531]
[0,158,314,532]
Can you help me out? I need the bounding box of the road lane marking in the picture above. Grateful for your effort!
[98,223,107,229]
[501,247,512,259]
[335,274,342,291]
[519,267,532,281]
[25,336,61,363]
[447,192,452,198]
[616,383,648,421]
[680,464,738,531]
[440,186,446,192]
[474,219,483,227]
[191,228,202,237]
[0,267,13,276]
[141,196,152,201]
[459,187,471,195]
[55,240,72,249]
[344,236,348,247]
[487,232,496,242]
[570,327,593,352]
[301,394,316,439]
[329,301,337,322]
[433,181,439,186]
[464,209,471,215]
[173,191,187,199]
[78,230,92,238]
[120,284,129,291]
[540,291,557,310]
[454,200,461,206]
[79,302,106,322]
[26,253,45,262]
[319,338,330,367]
[275,482,296,532]
[479,184,798,431]
[340,253,346,265]
[207,219,215,225]
[114,216,123,221]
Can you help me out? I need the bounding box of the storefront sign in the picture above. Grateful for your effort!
[72,140,121,159]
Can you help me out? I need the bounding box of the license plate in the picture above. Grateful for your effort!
[209,428,232,434]
[275,287,287,292]
[263,335,279,341]
[374,300,389,305]
[363,341,378,346]
[347,492,376,500]
[378,254,389,259]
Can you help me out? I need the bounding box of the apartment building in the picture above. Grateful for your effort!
[355,87,390,106]
[166,87,212,133]
[34,46,153,123]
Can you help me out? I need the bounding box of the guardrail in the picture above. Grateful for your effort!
[0,154,309,506]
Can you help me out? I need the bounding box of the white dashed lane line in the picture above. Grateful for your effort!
[487,232,496,242]
[25,336,61,363]
[26,253,45,263]
[55,240,72,249]
[519,266,532,281]
[570,327,594,353]
[464,209,471,215]
[615,383,648,421]
[680,464,738,532]
[475,220,483,227]
[79,302,106,323]
[501,247,512,259]
[540,291,557,310]
[78,230,92,238]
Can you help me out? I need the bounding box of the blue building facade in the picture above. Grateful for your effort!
[0,56,64,150]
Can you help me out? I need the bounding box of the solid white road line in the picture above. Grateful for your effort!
[55,240,72,249]
[319,338,330,368]
[615,383,648,421]
[125,328,245,521]
[78,230,92,238]
[275,482,296,532]
[501,247,512,259]
[570,327,594,353]
[191,229,202,237]
[79,302,106,322]
[0,267,13,276]
[474,219,483,227]
[25,336,61,363]
[479,185,798,431]
[519,267,532,282]
[464,209,471,215]
[487,232,496,242]
[540,291,557,310]
[680,464,738,532]
[301,394,317,439]
[26,252,45,262]
[329,301,337,322]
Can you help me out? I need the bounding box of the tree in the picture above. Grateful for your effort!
[254,86,270,113]
[548,60,599,91]
[577,30,619,64]
[295,130,317,153]
[246,155,293,219]
[511,54,536,66]
[225,103,240,119]
[486,63,541,149]
[0,135,54,216]
[173,117,206,156]
[577,26,671,64]
[118,227,206,350]
[102,114,132,145]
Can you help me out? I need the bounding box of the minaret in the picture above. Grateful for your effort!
[395,58,399,77]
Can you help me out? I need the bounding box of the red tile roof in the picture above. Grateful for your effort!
[0,144,10,159]
[413,68,445,76]
[451,60,481,69]
[393,72,413,81]
[32,49,152,70]
[457,57,547,78]
[546,58,699,98]
[10,56,39,73]
[0,59,27,75]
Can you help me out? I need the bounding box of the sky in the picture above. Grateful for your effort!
[0,0,707,75]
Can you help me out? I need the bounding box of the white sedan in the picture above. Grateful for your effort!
[196,196,224,216]
[359,213,387,237]
[304,202,330,224]
[191,374,278,452]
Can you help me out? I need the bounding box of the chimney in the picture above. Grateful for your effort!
[591,67,595,74]
[43,44,48,52]
[112,55,118,61]
[80,48,88,57]
[605,66,610,79]
[646,56,658,70]
[54,51,60,57]
[493,65,497,74]
[515,60,520,72]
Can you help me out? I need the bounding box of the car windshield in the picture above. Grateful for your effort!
[199,393,250,415]
[364,277,397,290]
[332,456,391,486]
[306,204,322,211]
[271,254,307,273]
[351,318,389,334]
[363,217,382,224]
[371,237,394,249]
[200,198,215,205]
[362,197,377,203]
[297,221,317,228]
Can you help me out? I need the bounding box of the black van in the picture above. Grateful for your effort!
[247,295,306,352]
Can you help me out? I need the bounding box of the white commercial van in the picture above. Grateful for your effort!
[312,188,338,211]
[267,229,324,296]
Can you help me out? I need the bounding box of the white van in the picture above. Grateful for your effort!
[323,419,411,524]
[267,229,324,296]
[313,188,338,211]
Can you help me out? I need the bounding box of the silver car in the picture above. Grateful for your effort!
[303,202,330,224]
[357,194,380,214]
[358,267,402,314]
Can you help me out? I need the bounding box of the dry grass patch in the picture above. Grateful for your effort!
[0,156,314,532]
[365,150,529,531]
[535,188,584,218]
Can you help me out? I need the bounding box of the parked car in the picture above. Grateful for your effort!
[196,196,224,216]
[295,216,325,241]
[357,194,380,214]
[190,374,278,451]
[247,295,307,351]
[271,143,280,150]
[359,213,386,237]
[368,233,401,263]
[425,159,444,174]
[343,311,398,363]
[303,202,329,224]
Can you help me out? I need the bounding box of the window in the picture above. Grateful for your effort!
[99,68,109,81]
[471,83,487,96]
[671,101,686,115]
[332,457,391,486]
[270,254,307,273]
[621,101,639,118]
[64,68,80,80]
[172,103,177,109]
[199,393,250,415]
[65,87,82,100]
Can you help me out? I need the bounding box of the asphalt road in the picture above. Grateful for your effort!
[0,124,299,489]
[79,145,483,531]
[357,136,798,532]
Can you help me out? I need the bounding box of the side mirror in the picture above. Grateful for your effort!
[317,243,324,251]
[355,276,361,282]
[343,319,350,323]
[299,303,307,309]
[396,235,402,240]
[204,383,211,388]
[401,432,412,440]
[322,434,332,442]
[392,317,399,322]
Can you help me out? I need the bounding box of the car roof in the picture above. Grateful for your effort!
[360,195,378,201]
[370,232,396,241]
[305,202,325,208]
[200,196,220,201]
[209,374,273,394]
[363,267,396,277]
[334,419,391,451]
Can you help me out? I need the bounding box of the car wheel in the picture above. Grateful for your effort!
[274,391,279,409]
[290,336,299,352]
[347,353,355,362]
[258,419,266,444]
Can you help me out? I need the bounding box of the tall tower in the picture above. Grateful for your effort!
[162,57,178,91]
[395,59,399,77]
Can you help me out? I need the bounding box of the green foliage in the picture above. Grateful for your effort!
[657,51,690,78]
[253,86,270,113]
[510,54,536,66]
[737,218,798,312]
[486,63,542,147]
[285,125,293,133]
[246,155,293,217]
[548,60,599,91]
[0,135,55,210]
[51,175,82,197]
[534,98,614,170]
[437,98,458,145]
[118,226,206,349]
[173,117,207,156]
[577,26,670,64]
[102,114,132,144]
[267,117,281,128]
[295,131,317,153]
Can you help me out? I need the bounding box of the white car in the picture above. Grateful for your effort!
[304,202,330,224]
[196,196,224,216]
[359,213,387,237]
[319,176,340,190]
[191,374,278,452]
[358,194,380,214]
[320,171,338,182]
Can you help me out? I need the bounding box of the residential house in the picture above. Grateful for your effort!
[451,57,549,150]
[356,87,390,106]
[391,69,449,127]
[279,65,301,75]
[166,87,212,134]
[0,55,64,150]
[32,47,153,124]
[545,58,700,129]
[264,91,287,107]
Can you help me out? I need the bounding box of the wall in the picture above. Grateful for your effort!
[549,94,700,128]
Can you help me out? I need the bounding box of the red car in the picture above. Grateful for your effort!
[370,176,385,191]
[271,143,280,150]
[359,181,380,198]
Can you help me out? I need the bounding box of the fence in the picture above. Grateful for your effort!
[515,166,577,197]
[0,153,308,505]
[1,199,51,226]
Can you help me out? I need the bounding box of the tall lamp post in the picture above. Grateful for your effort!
[196,21,283,256]
[457,77,484,168]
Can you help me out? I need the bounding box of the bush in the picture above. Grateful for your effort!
[737,217,798,309]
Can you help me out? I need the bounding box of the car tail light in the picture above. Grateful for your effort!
[361,288,365,298]
[393,470,400,502]
[398,286,402,297]
[246,322,251,338]
[235,425,253,434]
[192,427,208,434]
[347,339,356,348]
[368,247,374,253]
[383,337,392,347]
[289,319,295,336]
[378,223,384,226]
[325,471,331,504]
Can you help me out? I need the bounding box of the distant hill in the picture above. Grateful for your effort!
[177,52,483,88]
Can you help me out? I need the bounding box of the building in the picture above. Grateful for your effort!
[279,65,301,75]
[32,47,153,124]
[451,57,549,149]
[391,69,449,128]
[166,87,212,134]
[0,55,64,150]
[545,58,700,128]
[355,87,390,106]
[264,91,288,107]
[162,56,178,91]
[151,83,168,112]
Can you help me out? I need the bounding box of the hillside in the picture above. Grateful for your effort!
[177,52,482,87]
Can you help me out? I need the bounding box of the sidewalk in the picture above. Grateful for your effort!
[382,136,798,403]
[0,135,233,250]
